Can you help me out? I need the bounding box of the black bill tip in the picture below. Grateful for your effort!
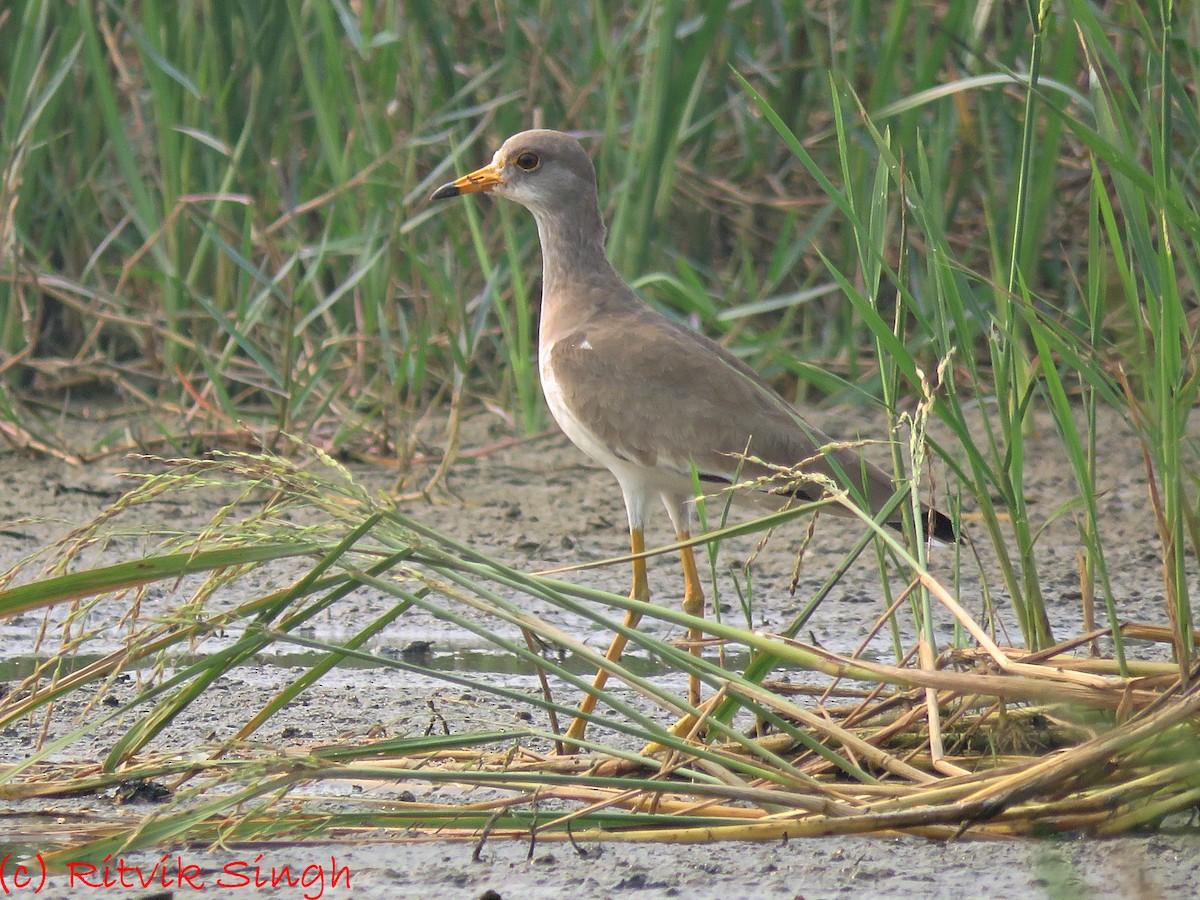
[430,183,462,201]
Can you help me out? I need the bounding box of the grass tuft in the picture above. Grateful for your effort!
[2,445,1199,855]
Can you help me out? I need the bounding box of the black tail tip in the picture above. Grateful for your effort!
[887,508,963,545]
[926,508,962,545]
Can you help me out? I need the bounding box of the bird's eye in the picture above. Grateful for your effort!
[514,151,540,172]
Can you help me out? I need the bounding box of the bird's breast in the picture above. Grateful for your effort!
[539,342,625,471]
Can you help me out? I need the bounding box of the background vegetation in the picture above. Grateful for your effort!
[3,0,1197,653]
[1,0,1199,853]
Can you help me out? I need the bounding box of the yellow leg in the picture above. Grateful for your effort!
[676,528,705,706]
[639,531,708,758]
[564,527,649,747]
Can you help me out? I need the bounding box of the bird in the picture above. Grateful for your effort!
[430,129,956,744]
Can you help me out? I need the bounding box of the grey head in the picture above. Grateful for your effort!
[430,129,600,221]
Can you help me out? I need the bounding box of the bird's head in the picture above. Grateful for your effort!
[431,129,597,219]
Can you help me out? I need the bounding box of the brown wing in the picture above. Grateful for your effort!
[547,307,900,507]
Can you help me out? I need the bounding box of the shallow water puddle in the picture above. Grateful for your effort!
[0,645,756,682]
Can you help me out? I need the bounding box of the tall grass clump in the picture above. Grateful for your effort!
[737,2,1198,670]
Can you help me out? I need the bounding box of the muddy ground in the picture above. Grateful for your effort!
[1,404,1199,898]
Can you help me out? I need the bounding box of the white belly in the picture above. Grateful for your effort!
[540,347,629,473]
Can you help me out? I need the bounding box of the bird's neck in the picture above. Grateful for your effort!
[532,203,621,300]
